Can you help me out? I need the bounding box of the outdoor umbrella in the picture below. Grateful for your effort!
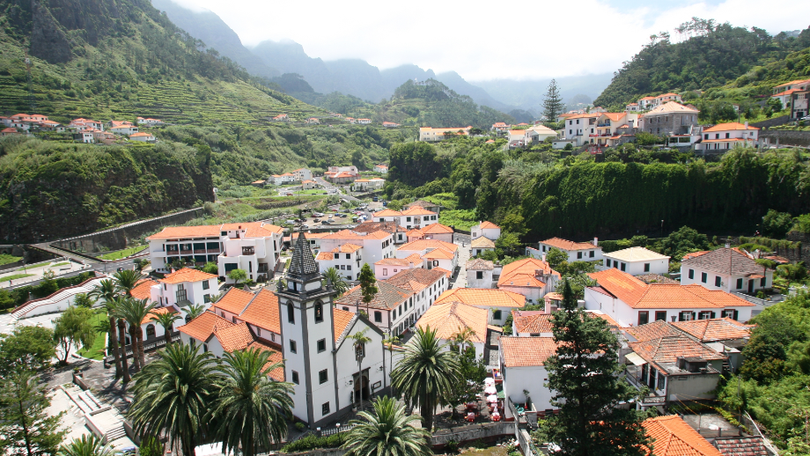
[487,394,498,403]
[484,385,497,395]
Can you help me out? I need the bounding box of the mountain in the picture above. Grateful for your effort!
[150,0,280,79]
[594,20,810,108]
[472,73,614,113]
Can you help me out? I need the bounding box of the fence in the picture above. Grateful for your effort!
[741,412,781,455]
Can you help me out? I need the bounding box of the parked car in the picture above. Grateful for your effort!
[313,218,321,222]
[314,212,325,217]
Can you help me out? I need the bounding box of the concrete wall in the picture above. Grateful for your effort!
[751,116,791,129]
[52,208,204,254]
[760,130,810,148]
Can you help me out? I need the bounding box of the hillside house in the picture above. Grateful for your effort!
[371,207,439,229]
[524,124,557,144]
[404,200,441,214]
[396,239,458,272]
[271,114,290,122]
[471,236,496,257]
[373,164,388,174]
[497,258,560,304]
[434,288,525,325]
[129,132,156,142]
[1,127,18,136]
[306,117,320,124]
[585,268,756,327]
[637,102,699,138]
[382,121,399,128]
[491,122,510,133]
[563,113,601,147]
[374,253,423,280]
[790,90,808,120]
[466,258,496,288]
[626,102,640,111]
[271,173,296,185]
[316,244,363,281]
[291,168,312,181]
[301,179,317,190]
[499,336,560,418]
[642,415,724,456]
[603,247,670,275]
[319,229,395,266]
[137,117,164,126]
[418,126,472,142]
[771,79,810,109]
[507,129,526,148]
[357,118,371,125]
[696,122,759,152]
[145,268,219,323]
[680,247,773,296]
[592,112,639,146]
[532,237,602,263]
[353,178,385,191]
[471,221,501,242]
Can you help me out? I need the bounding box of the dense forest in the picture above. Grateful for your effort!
[594,19,810,108]
[0,135,213,242]
[385,138,810,241]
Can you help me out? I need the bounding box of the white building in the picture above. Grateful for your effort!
[374,254,423,280]
[418,126,472,142]
[414,223,454,244]
[470,221,501,241]
[319,229,395,266]
[291,168,312,181]
[534,237,602,263]
[696,122,759,152]
[499,336,559,418]
[146,222,284,284]
[371,208,439,229]
[396,239,459,272]
[335,268,449,335]
[497,258,560,305]
[353,178,386,191]
[680,248,774,295]
[466,259,495,289]
[270,173,296,185]
[584,268,757,327]
[316,244,363,281]
[562,113,601,146]
[471,236,496,257]
[374,164,388,174]
[603,247,670,275]
[129,132,156,142]
[142,268,218,323]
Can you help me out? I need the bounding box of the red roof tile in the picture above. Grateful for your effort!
[642,415,723,456]
[213,287,255,315]
[159,268,217,285]
[500,336,559,367]
[238,289,280,334]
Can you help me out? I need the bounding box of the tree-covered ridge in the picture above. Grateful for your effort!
[0,0,325,125]
[594,19,810,108]
[0,135,213,242]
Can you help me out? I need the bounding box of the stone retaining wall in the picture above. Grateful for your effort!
[760,130,810,148]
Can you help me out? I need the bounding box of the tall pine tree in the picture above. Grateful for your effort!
[0,371,66,456]
[542,79,565,125]
[540,279,649,456]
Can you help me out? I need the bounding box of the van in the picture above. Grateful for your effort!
[373,196,378,202]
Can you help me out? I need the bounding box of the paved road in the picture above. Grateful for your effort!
[315,177,361,202]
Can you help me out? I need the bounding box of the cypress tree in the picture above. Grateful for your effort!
[540,279,650,456]
[542,79,565,124]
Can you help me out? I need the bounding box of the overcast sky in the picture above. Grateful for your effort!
[172,0,810,81]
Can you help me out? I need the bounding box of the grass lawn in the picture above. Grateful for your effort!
[0,253,22,266]
[440,209,478,231]
[48,262,70,268]
[78,312,108,360]
[99,245,146,260]
[294,189,328,195]
[3,273,33,282]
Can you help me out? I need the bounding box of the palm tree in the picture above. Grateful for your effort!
[451,327,476,354]
[113,269,142,296]
[183,303,206,322]
[116,297,155,372]
[213,348,294,456]
[323,267,348,295]
[151,311,180,346]
[390,326,461,433]
[347,329,372,412]
[129,343,219,456]
[110,296,131,383]
[58,434,115,456]
[73,293,96,308]
[89,279,122,378]
[341,396,431,456]
[113,270,142,376]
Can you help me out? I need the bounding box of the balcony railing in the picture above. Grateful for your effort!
[242,247,255,255]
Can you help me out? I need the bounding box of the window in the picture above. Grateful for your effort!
[688,269,694,280]
[715,276,722,287]
[342,306,349,311]
[577,252,583,259]
[620,262,626,272]
[638,311,649,326]
[203,343,208,353]
[315,302,323,323]
[679,311,694,321]
[722,309,737,320]
[476,271,483,280]
[644,263,650,272]
[698,311,715,320]
[202,280,210,290]
[319,369,328,384]
[655,311,667,321]
[317,338,326,353]
[725,133,730,138]
[322,402,330,416]
[288,302,295,324]
[204,294,211,303]
[760,277,766,287]
[374,311,382,322]
[345,254,351,259]
[290,340,297,354]
[736,278,743,289]
[701,272,707,283]
[146,324,156,339]
[383,268,388,276]
[657,373,665,391]
[292,371,299,384]
[493,310,502,320]
[590,251,595,258]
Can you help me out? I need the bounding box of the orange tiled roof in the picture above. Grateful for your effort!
[179,311,234,342]
[478,221,500,230]
[703,122,759,132]
[601,112,627,122]
[384,268,446,293]
[335,282,410,311]
[332,244,362,254]
[159,268,217,285]
[774,78,810,89]
[215,322,255,352]
[681,251,709,260]
[238,289,280,334]
[400,207,437,216]
[375,253,422,266]
[147,225,221,240]
[436,288,526,308]
[434,267,452,278]
[588,268,754,309]
[540,237,596,251]
[247,341,285,381]
[316,252,334,261]
[511,310,553,334]
[399,239,458,253]
[333,308,355,343]
[131,279,159,300]
[142,306,178,325]
[212,287,255,315]
[646,102,699,115]
[373,209,402,217]
[626,320,685,342]
[423,248,454,260]
[322,229,391,241]
[671,318,752,343]
[500,336,559,367]
[498,258,559,288]
[421,223,453,234]
[642,415,723,456]
[630,335,726,367]
[417,301,488,344]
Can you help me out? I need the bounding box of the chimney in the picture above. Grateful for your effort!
[541,253,546,262]
[593,237,598,246]
[744,121,749,129]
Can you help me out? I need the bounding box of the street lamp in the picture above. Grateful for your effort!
[336,423,341,445]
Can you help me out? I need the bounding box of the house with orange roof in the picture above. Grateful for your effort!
[270,172,296,185]
[696,122,759,152]
[291,168,312,181]
[417,223,454,243]
[129,132,155,142]
[316,243,364,281]
[591,111,640,146]
[357,118,371,125]
[319,228,395,267]
[680,247,773,296]
[771,79,810,111]
[507,129,527,148]
[562,112,602,146]
[382,121,399,128]
[523,124,557,145]
[626,102,640,112]
[499,336,561,417]
[396,239,459,272]
[585,268,756,328]
[133,307,180,345]
[373,163,388,174]
[374,253,423,279]
[404,199,442,214]
[371,206,439,229]
[603,246,670,275]
[146,222,284,283]
[137,117,164,127]
[533,237,602,263]
[74,131,95,143]
[497,258,560,304]
[301,179,317,190]
[435,288,526,325]
[655,93,683,106]
[418,126,472,142]
[147,268,219,320]
[471,236,496,257]
[491,122,510,133]
[306,117,320,124]
[637,102,699,138]
[352,177,385,192]
[471,221,500,241]
[271,113,289,122]
[107,120,139,135]
[417,301,490,360]
[210,287,283,345]
[623,319,727,404]
[642,415,723,456]
[1,127,18,136]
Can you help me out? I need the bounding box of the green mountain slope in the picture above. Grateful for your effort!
[594,20,810,108]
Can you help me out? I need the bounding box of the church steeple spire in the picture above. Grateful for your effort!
[289,231,319,279]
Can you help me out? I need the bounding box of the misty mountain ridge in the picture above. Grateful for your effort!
[152,0,611,116]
